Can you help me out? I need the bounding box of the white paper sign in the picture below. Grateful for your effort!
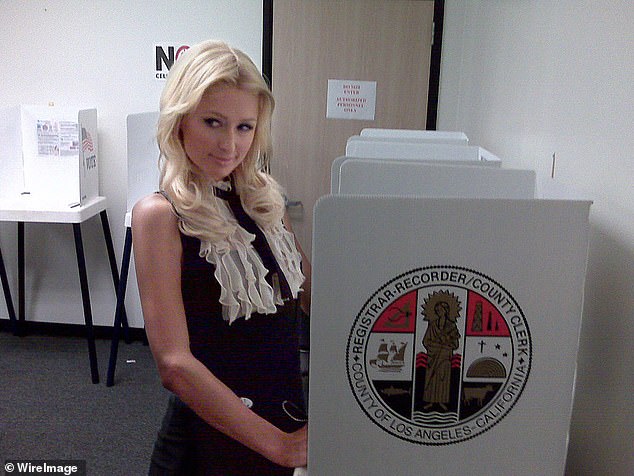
[326,79,376,120]
[36,119,79,157]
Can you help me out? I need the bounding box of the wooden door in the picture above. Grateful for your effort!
[271,0,435,255]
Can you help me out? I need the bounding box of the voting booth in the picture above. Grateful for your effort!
[307,132,591,475]
[0,105,98,207]
[345,135,501,163]
[124,111,160,226]
[334,131,501,195]
[106,111,160,386]
[0,105,113,383]
[333,157,511,196]
[359,128,469,144]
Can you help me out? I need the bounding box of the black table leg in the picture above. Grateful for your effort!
[17,222,25,337]
[99,211,130,343]
[0,245,18,334]
[72,223,100,384]
[106,226,133,387]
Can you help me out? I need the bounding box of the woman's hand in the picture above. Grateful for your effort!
[267,424,308,468]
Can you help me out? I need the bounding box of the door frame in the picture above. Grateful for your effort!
[261,0,444,130]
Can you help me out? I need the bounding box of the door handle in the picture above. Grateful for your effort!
[284,197,304,220]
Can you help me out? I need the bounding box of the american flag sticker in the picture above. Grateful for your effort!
[81,126,97,172]
[81,127,94,153]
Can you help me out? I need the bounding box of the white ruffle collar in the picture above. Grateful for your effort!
[198,197,304,325]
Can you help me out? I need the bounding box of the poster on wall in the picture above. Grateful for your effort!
[35,118,79,157]
[154,43,191,80]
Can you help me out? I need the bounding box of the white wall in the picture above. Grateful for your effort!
[0,1,263,328]
[438,1,634,474]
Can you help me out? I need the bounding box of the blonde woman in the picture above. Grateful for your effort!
[133,40,310,475]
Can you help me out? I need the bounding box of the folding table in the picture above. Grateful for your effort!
[0,195,122,384]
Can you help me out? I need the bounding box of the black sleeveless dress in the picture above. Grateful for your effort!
[149,189,306,476]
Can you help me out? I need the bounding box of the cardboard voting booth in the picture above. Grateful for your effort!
[331,157,502,196]
[332,157,512,195]
[332,130,500,195]
[0,105,98,207]
[338,159,535,199]
[126,111,160,225]
[360,128,469,144]
[308,152,591,475]
[346,135,501,163]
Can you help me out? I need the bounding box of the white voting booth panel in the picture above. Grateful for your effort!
[309,195,590,475]
[126,112,160,225]
[360,128,469,144]
[0,105,98,207]
[0,108,24,198]
[346,135,500,162]
[337,159,536,199]
[331,156,502,195]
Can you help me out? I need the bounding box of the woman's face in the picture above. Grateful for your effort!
[180,83,259,182]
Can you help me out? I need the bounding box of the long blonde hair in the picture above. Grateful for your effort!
[157,39,285,242]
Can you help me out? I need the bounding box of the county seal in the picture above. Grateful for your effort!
[346,266,531,445]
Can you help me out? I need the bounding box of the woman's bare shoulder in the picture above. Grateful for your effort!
[132,193,178,229]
